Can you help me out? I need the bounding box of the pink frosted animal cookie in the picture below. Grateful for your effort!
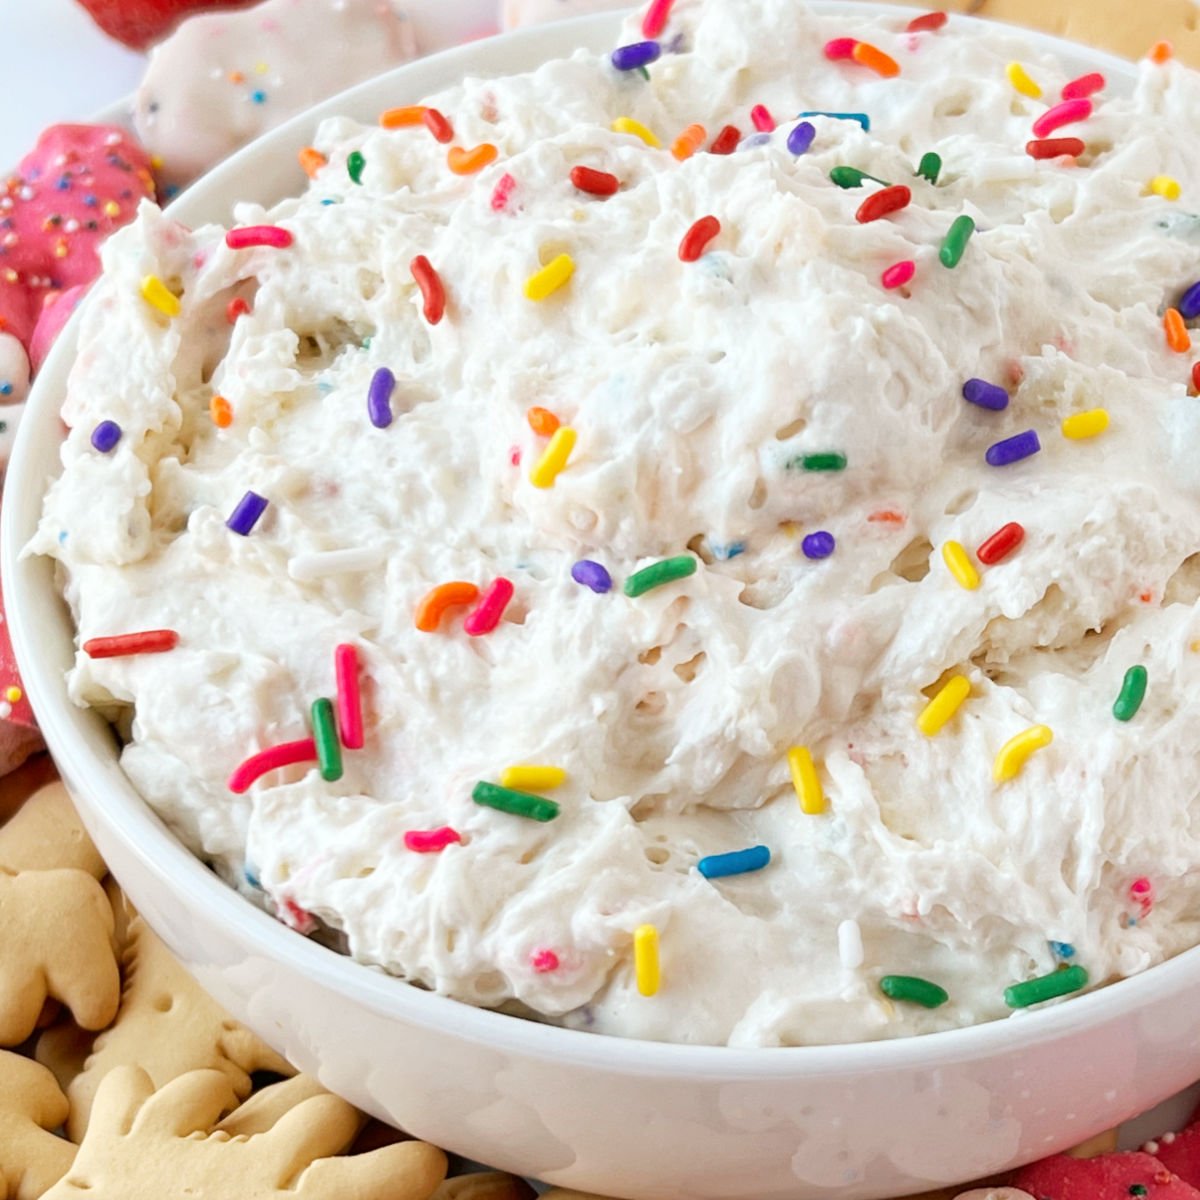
[1014,1151,1200,1198]
[0,124,156,406]
[134,0,493,191]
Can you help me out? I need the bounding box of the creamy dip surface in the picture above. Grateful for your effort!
[33,0,1200,1046]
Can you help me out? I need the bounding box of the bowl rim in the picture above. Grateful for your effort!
[2,2,1182,1079]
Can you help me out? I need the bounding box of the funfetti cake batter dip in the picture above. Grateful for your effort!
[31,0,1200,1047]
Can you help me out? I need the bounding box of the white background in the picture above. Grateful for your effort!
[0,0,145,171]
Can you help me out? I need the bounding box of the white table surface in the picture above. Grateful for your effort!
[0,0,145,172]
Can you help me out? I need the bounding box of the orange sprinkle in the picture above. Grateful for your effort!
[229,70,245,84]
[1140,590,1154,604]
[380,105,429,129]
[852,41,900,78]
[447,144,498,175]
[298,147,327,178]
[868,509,906,525]
[415,582,480,633]
[1150,40,1174,63]
[527,406,560,436]
[671,123,707,161]
[1165,308,1192,353]
[210,396,233,428]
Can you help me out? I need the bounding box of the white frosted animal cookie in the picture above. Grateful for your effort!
[500,0,630,32]
[133,0,427,191]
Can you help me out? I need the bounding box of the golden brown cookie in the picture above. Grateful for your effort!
[0,783,104,879]
[432,1173,534,1200]
[0,1050,75,1200]
[40,1066,449,1200]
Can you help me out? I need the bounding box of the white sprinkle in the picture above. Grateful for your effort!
[0,702,12,719]
[287,546,384,582]
[838,919,864,970]
[1163,1132,1178,1144]
[1143,1140,1160,1155]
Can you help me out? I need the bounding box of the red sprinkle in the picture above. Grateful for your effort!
[422,108,453,144]
[228,738,318,794]
[280,898,316,934]
[226,296,250,323]
[1062,72,1105,100]
[531,949,560,973]
[334,643,364,750]
[464,577,515,636]
[750,104,775,133]
[1026,137,1086,160]
[881,260,916,290]
[709,124,740,155]
[824,37,858,60]
[906,10,947,32]
[83,630,179,658]
[404,826,463,853]
[570,165,620,196]
[641,0,673,38]
[490,172,517,212]
[1031,98,1092,139]
[1192,361,1200,393]
[410,255,445,324]
[678,215,721,262]
[225,225,293,250]
[856,184,911,223]
[976,521,1025,565]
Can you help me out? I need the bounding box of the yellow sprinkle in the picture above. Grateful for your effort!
[140,274,180,318]
[254,61,270,75]
[103,200,121,218]
[500,765,567,791]
[917,675,971,737]
[524,253,574,302]
[634,924,659,996]
[1191,640,1200,653]
[942,541,980,591]
[787,745,825,815]
[4,686,22,704]
[992,724,1053,783]
[149,154,164,170]
[529,426,577,488]
[1150,175,1182,201]
[611,117,662,148]
[1061,408,1109,440]
[1006,62,1042,98]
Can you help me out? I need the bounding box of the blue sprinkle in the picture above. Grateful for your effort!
[802,530,836,560]
[962,378,1009,411]
[787,121,816,156]
[83,194,98,207]
[739,132,773,151]
[1049,940,1075,959]
[712,541,746,560]
[0,382,11,397]
[57,530,68,544]
[55,177,71,191]
[698,845,771,879]
[611,40,661,71]
[245,865,262,889]
[319,198,338,206]
[571,559,612,593]
[251,90,267,104]
[797,110,870,132]
[985,429,1040,467]
[91,420,122,453]
[226,489,269,536]
[164,184,180,200]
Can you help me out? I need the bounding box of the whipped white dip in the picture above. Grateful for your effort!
[34,0,1200,1046]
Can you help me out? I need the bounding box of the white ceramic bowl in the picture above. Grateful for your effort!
[5,11,1197,1200]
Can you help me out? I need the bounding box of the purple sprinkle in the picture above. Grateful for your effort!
[571,559,613,593]
[1180,280,1200,321]
[367,367,395,429]
[611,41,661,71]
[985,429,1041,467]
[227,490,269,536]
[802,531,836,560]
[91,420,122,453]
[962,378,1009,411]
[739,132,773,151]
[787,121,816,156]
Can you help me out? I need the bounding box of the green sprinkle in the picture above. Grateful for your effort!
[1004,964,1088,1009]
[798,452,847,472]
[311,698,343,782]
[879,975,949,1009]
[1113,665,1147,722]
[623,555,698,598]
[472,781,560,822]
[939,214,975,268]
[830,166,890,190]
[637,65,651,81]
[917,151,942,184]
[347,150,366,185]
[1130,1186,1149,1197]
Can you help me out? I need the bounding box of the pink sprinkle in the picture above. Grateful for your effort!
[509,445,522,466]
[1062,72,1105,100]
[404,826,463,853]
[1130,876,1154,915]
[881,260,916,290]
[463,577,515,636]
[824,37,858,60]
[225,225,294,250]
[1031,98,1092,139]
[335,643,364,750]
[491,172,517,212]
[531,949,560,973]
[750,104,775,133]
[641,0,674,38]
[229,738,318,794]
